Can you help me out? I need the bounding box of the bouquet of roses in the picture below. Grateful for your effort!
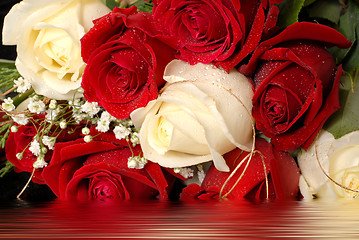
[0,0,358,202]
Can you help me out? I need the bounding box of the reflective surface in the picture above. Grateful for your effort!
[1,199,359,239]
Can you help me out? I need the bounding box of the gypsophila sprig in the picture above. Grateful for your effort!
[2,97,15,111]
[96,111,116,132]
[127,156,147,169]
[42,136,56,150]
[81,101,100,117]
[11,113,29,125]
[113,124,131,140]
[174,167,194,179]
[29,139,41,156]
[14,77,31,93]
[28,97,46,114]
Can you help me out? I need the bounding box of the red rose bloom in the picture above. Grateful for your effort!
[5,123,43,183]
[239,22,352,151]
[180,138,300,201]
[152,0,283,71]
[5,121,82,184]
[41,131,175,201]
[81,7,175,119]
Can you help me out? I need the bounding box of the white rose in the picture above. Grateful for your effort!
[130,60,254,172]
[2,0,110,99]
[298,130,359,199]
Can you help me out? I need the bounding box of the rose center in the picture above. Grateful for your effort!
[90,176,121,201]
[157,116,173,148]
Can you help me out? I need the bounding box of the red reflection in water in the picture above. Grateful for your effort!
[1,199,359,239]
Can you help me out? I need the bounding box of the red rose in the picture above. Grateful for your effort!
[152,0,283,71]
[180,138,300,201]
[5,121,82,184]
[41,132,175,201]
[239,22,352,151]
[81,7,175,119]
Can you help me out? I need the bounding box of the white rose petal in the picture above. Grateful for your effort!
[298,130,359,199]
[131,60,254,172]
[3,0,110,100]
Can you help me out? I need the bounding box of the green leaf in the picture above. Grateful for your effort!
[307,0,342,24]
[0,60,20,92]
[102,0,120,10]
[0,160,14,178]
[303,0,317,7]
[131,0,153,13]
[328,0,358,68]
[0,125,11,149]
[324,73,359,138]
[277,0,306,28]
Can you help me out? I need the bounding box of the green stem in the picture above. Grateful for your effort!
[12,88,34,107]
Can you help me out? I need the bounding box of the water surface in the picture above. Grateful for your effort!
[1,199,359,239]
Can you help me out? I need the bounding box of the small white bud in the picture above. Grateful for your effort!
[41,147,48,154]
[10,125,18,133]
[84,135,93,143]
[16,153,23,160]
[59,120,67,129]
[81,127,90,135]
[49,99,57,110]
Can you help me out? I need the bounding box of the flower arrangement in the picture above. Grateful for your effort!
[0,0,358,202]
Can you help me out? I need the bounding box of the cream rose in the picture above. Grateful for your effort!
[130,60,254,172]
[2,0,110,99]
[298,130,359,199]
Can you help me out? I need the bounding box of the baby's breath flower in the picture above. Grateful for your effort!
[16,153,23,160]
[84,135,93,143]
[197,168,205,184]
[2,97,15,111]
[81,127,90,135]
[29,139,41,156]
[11,113,29,125]
[41,146,48,154]
[33,156,47,169]
[130,132,140,146]
[174,167,194,179]
[81,101,100,117]
[59,120,67,129]
[14,77,31,93]
[73,112,86,123]
[113,125,131,140]
[96,111,115,133]
[42,136,56,150]
[49,99,57,110]
[127,156,147,169]
[68,98,81,107]
[28,98,46,114]
[101,111,116,122]
[45,108,60,122]
[10,125,18,132]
